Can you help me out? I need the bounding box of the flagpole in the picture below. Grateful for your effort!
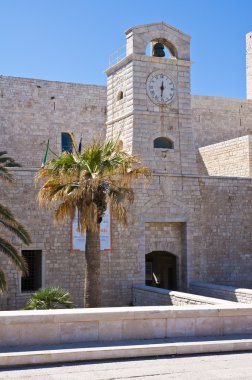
[41,139,50,168]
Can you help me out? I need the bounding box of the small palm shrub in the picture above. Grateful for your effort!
[24,287,75,310]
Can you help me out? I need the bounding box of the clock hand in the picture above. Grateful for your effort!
[160,81,164,97]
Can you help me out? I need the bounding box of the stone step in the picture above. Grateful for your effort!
[1,335,252,368]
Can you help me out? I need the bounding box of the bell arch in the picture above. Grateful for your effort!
[149,38,177,58]
[145,39,174,59]
[125,22,191,60]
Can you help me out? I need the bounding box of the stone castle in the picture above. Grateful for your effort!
[0,22,252,310]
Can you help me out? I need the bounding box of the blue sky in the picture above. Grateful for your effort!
[1,0,252,98]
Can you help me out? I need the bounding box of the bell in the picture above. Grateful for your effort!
[152,42,165,57]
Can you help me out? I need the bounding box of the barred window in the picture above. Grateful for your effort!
[21,250,42,292]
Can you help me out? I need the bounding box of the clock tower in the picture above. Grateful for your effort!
[105,21,198,176]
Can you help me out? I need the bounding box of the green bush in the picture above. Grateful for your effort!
[24,287,75,310]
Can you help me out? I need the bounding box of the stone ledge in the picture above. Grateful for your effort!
[1,335,252,367]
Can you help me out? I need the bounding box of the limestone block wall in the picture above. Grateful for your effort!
[1,73,252,310]
[2,304,252,348]
[125,57,198,176]
[191,96,252,174]
[191,176,252,287]
[132,112,197,176]
[0,169,86,310]
[0,171,251,310]
[132,284,234,306]
[0,76,107,310]
[100,174,252,307]
[199,135,252,177]
[106,116,134,154]
[106,61,134,122]
[191,282,252,304]
[0,76,107,168]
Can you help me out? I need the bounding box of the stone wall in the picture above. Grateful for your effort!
[132,284,234,306]
[1,71,252,310]
[2,304,252,348]
[192,176,252,287]
[0,76,106,310]
[101,173,252,306]
[0,76,107,168]
[0,168,86,310]
[2,171,249,310]
[192,96,252,148]
[191,96,252,174]
[199,136,252,177]
[191,282,252,304]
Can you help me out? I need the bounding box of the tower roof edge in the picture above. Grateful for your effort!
[125,21,191,41]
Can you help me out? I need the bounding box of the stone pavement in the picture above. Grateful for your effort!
[1,352,252,379]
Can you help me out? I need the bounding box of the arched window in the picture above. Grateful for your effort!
[117,91,124,101]
[154,137,174,149]
[61,132,73,153]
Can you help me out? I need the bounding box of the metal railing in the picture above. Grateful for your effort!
[109,45,126,67]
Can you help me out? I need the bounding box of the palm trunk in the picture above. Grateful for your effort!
[84,225,101,308]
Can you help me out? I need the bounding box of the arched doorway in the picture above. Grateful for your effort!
[145,251,177,290]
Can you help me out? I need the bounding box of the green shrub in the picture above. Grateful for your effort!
[24,287,75,310]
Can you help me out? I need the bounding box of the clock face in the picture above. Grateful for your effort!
[147,72,175,105]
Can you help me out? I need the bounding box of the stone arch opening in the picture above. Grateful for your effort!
[117,90,124,101]
[145,38,177,59]
[145,251,177,290]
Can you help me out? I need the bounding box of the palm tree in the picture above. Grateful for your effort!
[24,287,75,310]
[36,137,150,307]
[0,151,31,291]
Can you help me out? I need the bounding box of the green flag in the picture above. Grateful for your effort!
[41,139,50,168]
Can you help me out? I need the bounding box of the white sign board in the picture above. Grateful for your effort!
[72,208,111,251]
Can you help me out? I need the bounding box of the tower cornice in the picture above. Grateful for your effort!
[105,53,192,76]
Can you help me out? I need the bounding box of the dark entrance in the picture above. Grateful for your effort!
[145,251,177,290]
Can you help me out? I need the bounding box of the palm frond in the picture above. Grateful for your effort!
[0,203,31,245]
[54,200,76,224]
[0,218,31,245]
[0,165,15,183]
[35,137,150,232]
[0,236,28,274]
[0,151,21,165]
[0,269,7,292]
[0,203,16,221]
